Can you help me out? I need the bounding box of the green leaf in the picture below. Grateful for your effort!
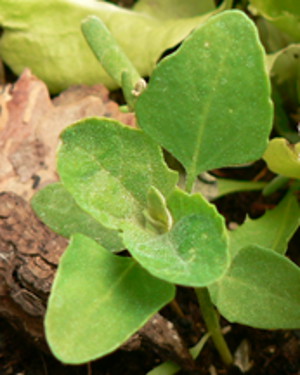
[255,17,294,54]
[133,0,216,20]
[209,245,300,329]
[144,186,173,234]
[0,0,224,93]
[58,118,178,231]
[249,0,300,41]
[263,137,300,179]
[31,182,124,252]
[123,189,229,287]
[136,10,273,186]
[46,234,175,364]
[266,44,300,84]
[229,192,300,257]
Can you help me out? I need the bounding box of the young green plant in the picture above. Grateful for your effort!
[32,9,300,372]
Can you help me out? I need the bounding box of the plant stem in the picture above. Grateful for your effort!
[185,172,196,193]
[262,175,289,196]
[195,287,233,366]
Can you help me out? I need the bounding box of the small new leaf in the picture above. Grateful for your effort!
[124,189,230,287]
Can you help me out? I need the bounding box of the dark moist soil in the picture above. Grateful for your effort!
[1,292,300,375]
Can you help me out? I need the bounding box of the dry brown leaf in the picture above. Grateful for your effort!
[0,68,136,200]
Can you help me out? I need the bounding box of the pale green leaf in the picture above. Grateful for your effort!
[133,0,216,20]
[144,186,173,234]
[263,137,300,179]
[58,118,178,230]
[46,234,175,364]
[229,192,300,257]
[266,44,300,84]
[0,0,224,93]
[123,189,229,287]
[255,17,294,54]
[31,182,124,252]
[136,10,273,186]
[209,245,300,329]
[249,0,300,41]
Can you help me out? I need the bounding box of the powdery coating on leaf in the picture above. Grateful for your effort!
[0,69,135,200]
[58,118,177,231]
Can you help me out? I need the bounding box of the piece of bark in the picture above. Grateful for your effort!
[0,69,135,200]
[0,192,67,350]
[0,192,194,370]
[124,313,195,371]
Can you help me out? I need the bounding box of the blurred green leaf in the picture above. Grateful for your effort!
[133,0,216,20]
[266,44,300,84]
[0,0,226,93]
[263,138,300,179]
[249,0,300,41]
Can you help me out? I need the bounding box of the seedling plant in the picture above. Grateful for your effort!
[32,9,300,373]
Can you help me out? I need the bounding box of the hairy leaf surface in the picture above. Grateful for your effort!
[58,118,177,230]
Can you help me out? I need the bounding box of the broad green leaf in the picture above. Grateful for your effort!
[0,0,225,93]
[31,182,124,252]
[263,138,300,179]
[249,0,300,41]
[136,11,273,186]
[58,118,178,230]
[133,0,216,20]
[209,245,300,329]
[229,192,300,257]
[46,234,175,364]
[123,189,229,287]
